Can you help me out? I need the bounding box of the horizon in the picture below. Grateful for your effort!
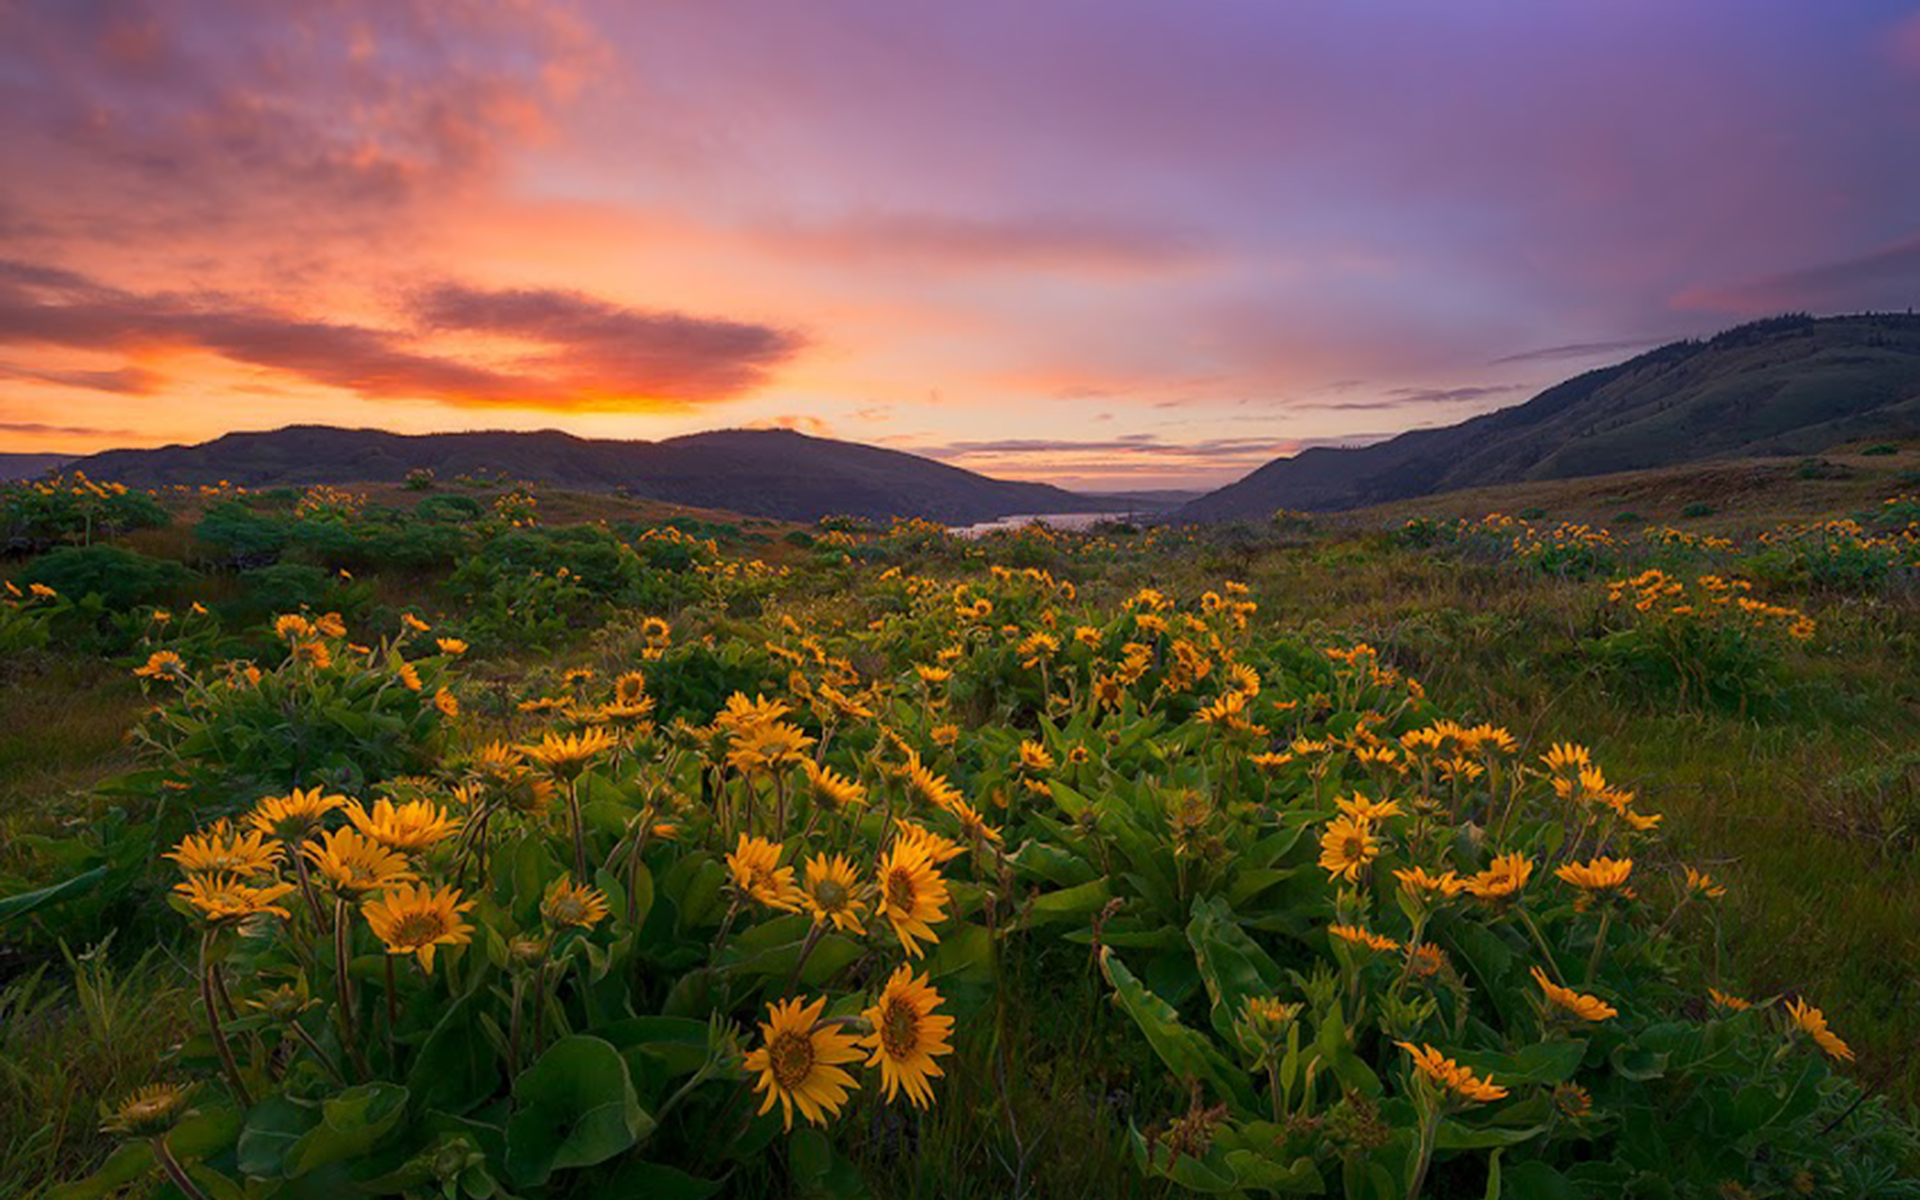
[3,3,1919,489]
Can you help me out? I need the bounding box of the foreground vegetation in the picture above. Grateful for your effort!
[4,456,1920,1198]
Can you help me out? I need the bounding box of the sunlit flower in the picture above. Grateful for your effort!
[133,651,186,680]
[1335,793,1404,822]
[433,687,459,718]
[362,883,475,972]
[1329,924,1401,954]
[801,759,867,811]
[1531,966,1618,1021]
[802,853,868,934]
[523,728,617,778]
[1555,856,1633,894]
[1397,1042,1508,1104]
[396,661,424,691]
[293,640,332,669]
[1709,988,1752,1012]
[1017,740,1055,772]
[1683,867,1727,899]
[858,965,955,1107]
[745,995,864,1131]
[249,787,348,841]
[167,822,282,877]
[435,638,468,656]
[174,873,296,925]
[728,834,804,912]
[1464,852,1533,901]
[346,798,459,855]
[303,827,415,896]
[1318,816,1380,882]
[726,721,814,774]
[877,839,949,958]
[1393,866,1464,900]
[1785,999,1854,1062]
[541,875,610,930]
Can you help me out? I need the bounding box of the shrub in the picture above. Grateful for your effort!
[1861,443,1899,456]
[0,472,169,552]
[1589,569,1813,710]
[1680,501,1717,519]
[404,467,437,490]
[22,545,196,612]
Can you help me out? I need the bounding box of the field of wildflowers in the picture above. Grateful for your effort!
[4,477,1920,1198]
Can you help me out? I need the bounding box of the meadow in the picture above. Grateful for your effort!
[5,451,1920,1199]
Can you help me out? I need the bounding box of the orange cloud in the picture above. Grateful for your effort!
[0,262,805,412]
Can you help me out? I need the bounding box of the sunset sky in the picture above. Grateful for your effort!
[3,2,1919,489]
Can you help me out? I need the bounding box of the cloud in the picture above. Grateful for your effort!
[411,283,805,402]
[0,360,162,394]
[745,414,836,436]
[1671,235,1920,315]
[0,261,805,411]
[1489,336,1675,365]
[0,420,139,438]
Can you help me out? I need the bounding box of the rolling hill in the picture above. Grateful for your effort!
[0,453,74,482]
[1181,313,1920,520]
[65,426,1098,525]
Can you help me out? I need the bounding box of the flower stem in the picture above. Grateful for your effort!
[333,898,370,1080]
[198,930,251,1108]
[151,1136,216,1200]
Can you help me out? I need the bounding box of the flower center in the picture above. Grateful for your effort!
[1341,834,1368,860]
[885,867,917,910]
[550,895,587,923]
[813,879,848,910]
[390,911,445,947]
[879,997,919,1059]
[769,1029,815,1089]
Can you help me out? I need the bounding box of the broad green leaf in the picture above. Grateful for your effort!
[505,1035,654,1187]
[284,1083,409,1176]
[1100,949,1256,1110]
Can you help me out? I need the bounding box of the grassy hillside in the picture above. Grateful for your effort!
[1183,313,1920,520]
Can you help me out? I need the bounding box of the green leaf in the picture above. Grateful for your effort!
[1024,878,1112,925]
[505,1035,654,1187]
[44,1142,152,1200]
[605,1160,726,1199]
[411,988,502,1115]
[1609,1043,1669,1082]
[1433,1120,1546,1150]
[1100,949,1256,1111]
[284,1083,409,1176]
[235,1095,319,1178]
[0,866,108,923]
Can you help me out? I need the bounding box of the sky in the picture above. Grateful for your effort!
[2,1,1918,490]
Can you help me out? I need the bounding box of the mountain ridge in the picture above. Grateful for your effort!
[65,425,1098,525]
[1179,312,1920,520]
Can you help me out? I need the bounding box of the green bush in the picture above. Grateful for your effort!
[1680,502,1717,519]
[22,546,196,612]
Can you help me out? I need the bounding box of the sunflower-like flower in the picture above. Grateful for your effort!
[745,995,864,1131]
[1393,866,1464,900]
[1397,1042,1508,1104]
[1785,998,1855,1062]
[1709,987,1753,1012]
[346,798,460,855]
[1317,816,1380,882]
[1464,852,1533,901]
[877,839,949,958]
[901,753,963,810]
[174,873,297,925]
[727,834,804,912]
[1335,793,1404,822]
[541,875,610,930]
[522,728,618,779]
[275,614,314,641]
[249,787,348,841]
[435,637,468,656]
[1683,867,1727,899]
[1329,923,1401,954]
[303,827,415,896]
[859,965,955,1107]
[612,670,647,705]
[433,688,459,718]
[101,1083,196,1136]
[801,759,867,811]
[1555,856,1633,894]
[1017,740,1055,773]
[133,651,187,680]
[362,883,475,972]
[893,819,966,864]
[166,822,283,877]
[715,692,791,736]
[802,853,868,934]
[1531,966,1618,1021]
[293,640,332,669]
[726,721,814,775]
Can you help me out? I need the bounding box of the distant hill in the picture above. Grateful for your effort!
[68,426,1097,525]
[0,453,73,482]
[1180,313,1920,521]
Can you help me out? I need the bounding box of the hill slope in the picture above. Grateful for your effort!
[68,426,1094,524]
[0,453,74,482]
[1181,313,1920,520]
